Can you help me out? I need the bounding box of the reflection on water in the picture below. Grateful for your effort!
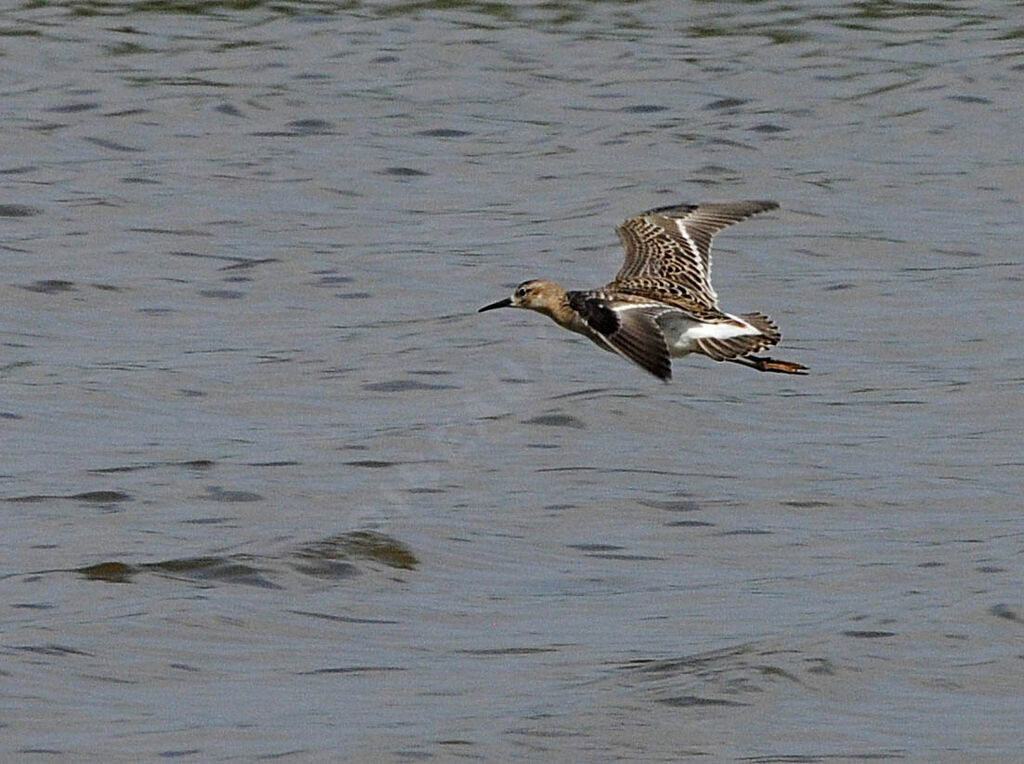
[73,531,416,586]
[3,0,1022,759]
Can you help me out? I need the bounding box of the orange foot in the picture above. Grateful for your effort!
[749,356,809,375]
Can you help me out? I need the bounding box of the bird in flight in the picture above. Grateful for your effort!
[479,200,806,381]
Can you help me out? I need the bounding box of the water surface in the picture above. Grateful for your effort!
[2,1,1022,759]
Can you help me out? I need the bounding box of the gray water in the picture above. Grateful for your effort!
[3,1,1022,760]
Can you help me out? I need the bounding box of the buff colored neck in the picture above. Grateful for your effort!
[529,284,576,330]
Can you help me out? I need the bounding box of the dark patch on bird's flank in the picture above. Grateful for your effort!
[566,292,618,336]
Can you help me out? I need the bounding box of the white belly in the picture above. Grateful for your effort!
[656,313,759,357]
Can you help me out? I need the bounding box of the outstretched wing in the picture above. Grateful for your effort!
[566,292,673,381]
[613,200,778,308]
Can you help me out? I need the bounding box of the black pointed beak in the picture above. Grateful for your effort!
[478,297,513,312]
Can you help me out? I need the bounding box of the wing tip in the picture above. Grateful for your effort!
[643,199,779,217]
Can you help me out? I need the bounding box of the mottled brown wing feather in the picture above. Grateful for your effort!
[613,200,778,309]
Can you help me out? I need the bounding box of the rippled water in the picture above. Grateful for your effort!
[3,1,1022,759]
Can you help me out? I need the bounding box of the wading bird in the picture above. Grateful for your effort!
[479,200,806,381]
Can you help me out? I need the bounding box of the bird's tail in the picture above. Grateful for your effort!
[695,313,806,373]
[739,312,781,344]
[693,312,780,361]
[738,313,807,373]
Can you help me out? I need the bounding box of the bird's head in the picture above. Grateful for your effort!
[478,280,565,315]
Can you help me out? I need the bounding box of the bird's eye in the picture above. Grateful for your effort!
[515,287,526,298]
